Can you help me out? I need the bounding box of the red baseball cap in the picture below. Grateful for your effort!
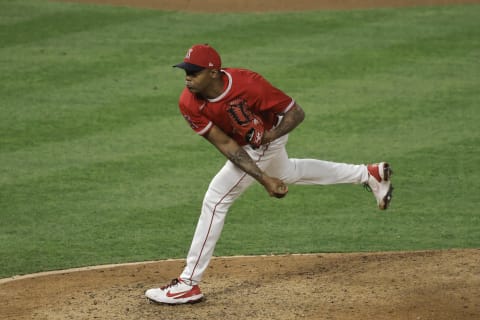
[173,44,222,74]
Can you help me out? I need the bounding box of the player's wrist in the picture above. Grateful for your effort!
[258,173,273,187]
[261,130,275,144]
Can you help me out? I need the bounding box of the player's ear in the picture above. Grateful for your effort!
[210,69,220,78]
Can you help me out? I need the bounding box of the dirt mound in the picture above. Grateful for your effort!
[1,249,479,319]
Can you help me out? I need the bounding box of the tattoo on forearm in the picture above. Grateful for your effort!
[272,106,305,139]
[227,148,263,180]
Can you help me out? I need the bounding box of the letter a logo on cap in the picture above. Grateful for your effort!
[185,48,193,59]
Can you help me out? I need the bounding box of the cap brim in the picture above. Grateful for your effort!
[173,62,205,73]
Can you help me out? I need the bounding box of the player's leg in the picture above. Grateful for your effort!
[179,143,282,284]
[263,135,368,185]
[180,160,254,284]
[263,135,392,209]
[146,153,256,304]
[272,156,368,185]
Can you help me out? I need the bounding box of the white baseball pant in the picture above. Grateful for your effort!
[180,134,369,284]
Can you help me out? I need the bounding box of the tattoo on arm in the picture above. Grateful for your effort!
[227,147,263,180]
[275,107,305,137]
[206,125,265,182]
[269,105,305,142]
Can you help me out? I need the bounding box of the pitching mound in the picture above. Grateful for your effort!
[1,249,479,319]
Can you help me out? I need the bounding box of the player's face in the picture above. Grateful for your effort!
[184,69,215,94]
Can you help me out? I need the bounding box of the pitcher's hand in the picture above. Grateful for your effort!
[262,176,288,198]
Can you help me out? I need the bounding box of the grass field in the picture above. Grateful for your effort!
[0,0,479,278]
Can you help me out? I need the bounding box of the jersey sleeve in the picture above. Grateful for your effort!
[178,90,213,136]
[248,72,295,114]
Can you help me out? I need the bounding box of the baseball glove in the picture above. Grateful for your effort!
[227,99,264,148]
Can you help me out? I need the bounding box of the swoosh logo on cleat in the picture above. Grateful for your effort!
[166,290,192,298]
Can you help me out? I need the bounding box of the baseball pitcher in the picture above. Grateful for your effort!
[145,44,393,304]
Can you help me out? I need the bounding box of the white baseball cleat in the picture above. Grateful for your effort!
[145,278,203,304]
[365,162,393,210]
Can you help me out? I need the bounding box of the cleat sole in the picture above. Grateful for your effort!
[383,162,393,181]
[380,184,394,210]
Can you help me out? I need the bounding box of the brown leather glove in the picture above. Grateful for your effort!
[227,100,264,148]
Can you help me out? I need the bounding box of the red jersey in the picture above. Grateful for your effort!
[178,68,295,146]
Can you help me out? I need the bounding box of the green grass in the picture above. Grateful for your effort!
[0,0,479,278]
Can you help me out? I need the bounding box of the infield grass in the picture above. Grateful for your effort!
[0,0,479,278]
